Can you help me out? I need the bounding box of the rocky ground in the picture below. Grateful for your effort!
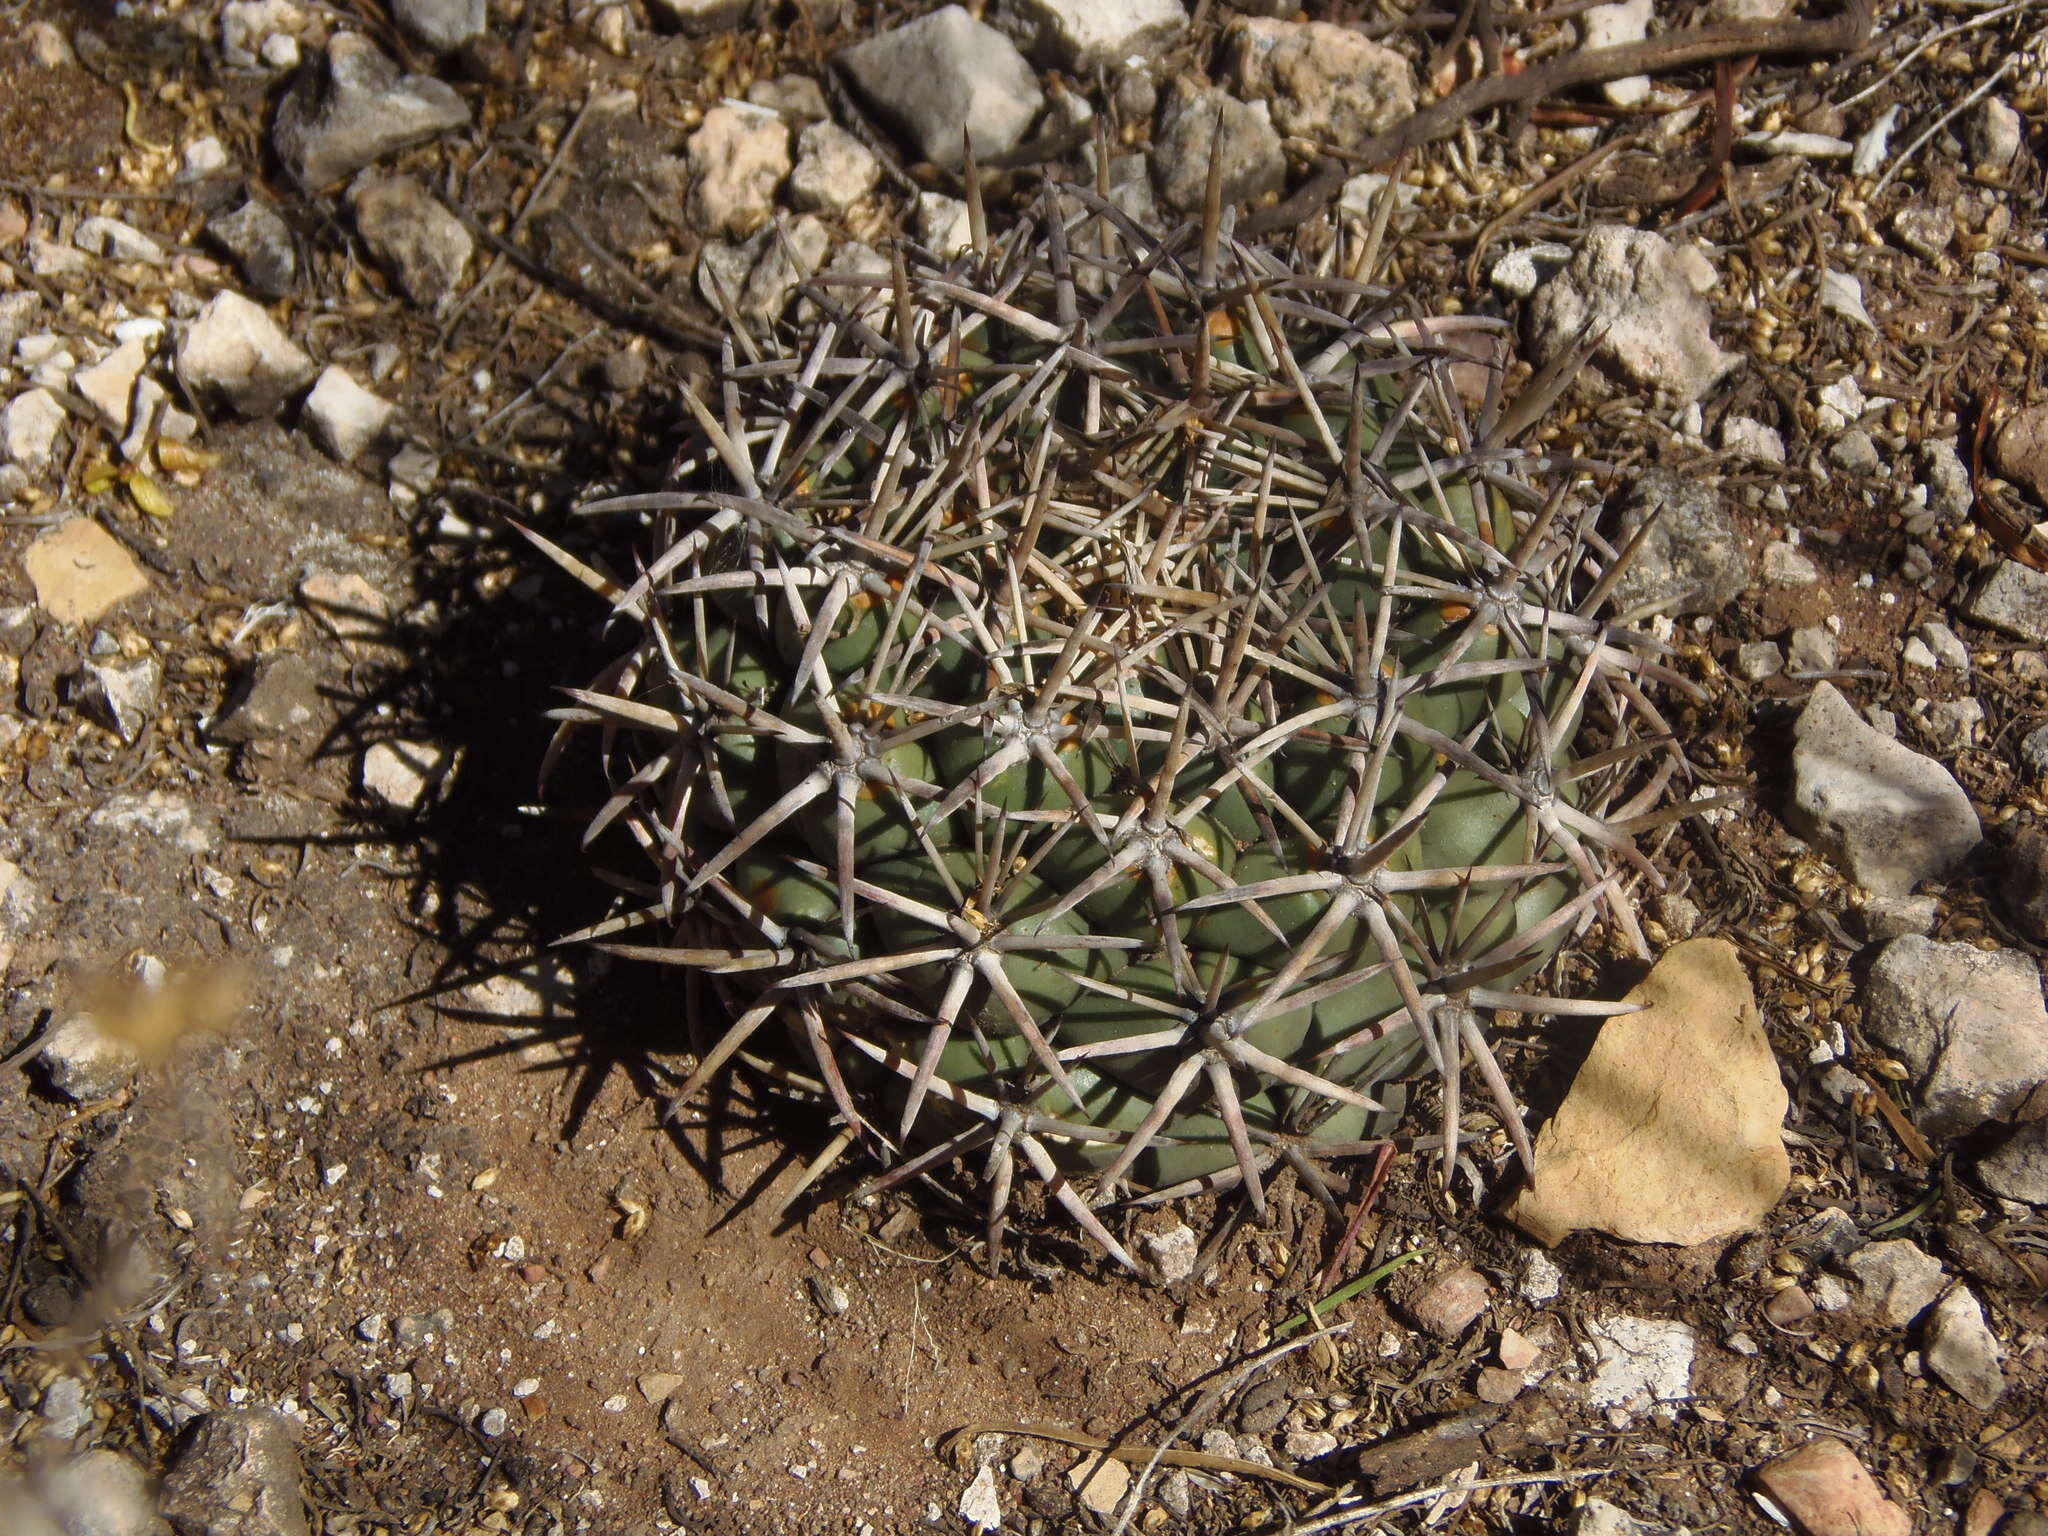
[1,0,2047,1532]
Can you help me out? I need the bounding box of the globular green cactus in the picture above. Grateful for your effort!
[536,178,1686,1272]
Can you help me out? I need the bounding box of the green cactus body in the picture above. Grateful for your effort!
[553,182,1682,1270]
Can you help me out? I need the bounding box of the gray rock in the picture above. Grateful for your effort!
[0,858,43,973]
[1977,1117,2048,1204]
[1605,469,1747,619]
[1151,77,1286,214]
[1922,696,1983,744]
[838,7,1043,169]
[914,193,972,258]
[39,1451,166,1536]
[392,0,483,53]
[38,1015,143,1101]
[1918,621,1970,671]
[1762,540,1820,587]
[1902,636,1937,670]
[1921,439,1971,519]
[204,202,298,299]
[697,213,831,330]
[788,121,878,219]
[1527,225,1737,404]
[743,73,829,122]
[42,1376,92,1441]
[72,340,157,434]
[1893,203,1956,260]
[1995,404,2048,507]
[1967,97,2025,172]
[211,654,324,747]
[1837,1238,1947,1327]
[1967,560,2048,644]
[1229,17,1414,150]
[349,174,472,310]
[1138,1221,1198,1284]
[86,791,218,854]
[1924,1285,2004,1409]
[2021,723,2048,779]
[272,33,471,189]
[1863,936,2048,1138]
[1829,428,1881,476]
[1788,683,1980,897]
[302,366,394,461]
[2003,825,2048,940]
[1719,414,1785,464]
[0,292,43,353]
[1,388,66,471]
[80,655,162,743]
[1786,624,1837,675]
[685,103,790,240]
[161,1409,309,1536]
[176,293,316,417]
[73,216,167,266]
[1004,0,1185,71]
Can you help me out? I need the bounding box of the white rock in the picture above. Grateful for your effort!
[222,0,305,70]
[1839,1239,1947,1327]
[1967,560,2048,645]
[685,104,790,240]
[27,236,87,277]
[80,656,162,743]
[1819,269,1873,329]
[1583,1316,1695,1414]
[1579,0,1653,106]
[72,216,166,266]
[39,1015,143,1101]
[71,338,158,433]
[1,388,65,470]
[1862,936,2048,1138]
[1719,415,1785,463]
[86,791,216,854]
[362,738,455,813]
[697,213,832,330]
[1005,0,1184,70]
[916,193,972,258]
[788,121,881,218]
[1231,18,1416,149]
[1788,683,1980,898]
[1139,1222,1199,1284]
[1067,1454,1130,1517]
[837,7,1044,169]
[1925,1286,2004,1409]
[176,292,316,416]
[958,1464,1001,1532]
[1516,1249,1562,1303]
[1737,641,1783,681]
[1815,375,1868,433]
[303,365,394,460]
[1336,172,1421,224]
[182,136,230,177]
[1851,104,1900,175]
[1527,226,1736,404]
[1762,541,1820,585]
[1968,97,2025,172]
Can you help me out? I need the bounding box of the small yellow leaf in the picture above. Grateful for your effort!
[127,474,174,519]
[83,464,119,495]
[155,441,219,474]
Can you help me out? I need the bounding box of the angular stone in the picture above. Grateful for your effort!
[1862,936,2048,1139]
[73,215,167,266]
[1402,1265,1490,1340]
[1580,0,1653,105]
[1925,1286,2005,1409]
[161,1408,310,1536]
[348,174,473,309]
[1583,1316,1694,1413]
[1976,1117,2048,1205]
[1509,938,1789,1246]
[686,104,790,240]
[176,292,316,417]
[1151,77,1285,214]
[1,388,66,472]
[302,366,394,461]
[72,338,161,436]
[210,653,324,746]
[1231,18,1415,150]
[838,7,1044,169]
[1527,225,1737,404]
[80,655,161,743]
[1787,682,1980,897]
[1838,1239,1947,1327]
[362,738,454,813]
[1005,0,1184,71]
[272,33,471,189]
[1603,470,1748,617]
[39,1015,143,1102]
[204,202,299,299]
[392,0,483,53]
[788,121,881,218]
[697,213,831,330]
[24,518,149,626]
[1967,559,2048,644]
[1753,1438,1911,1536]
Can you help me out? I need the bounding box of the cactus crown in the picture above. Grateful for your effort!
[541,178,1686,1272]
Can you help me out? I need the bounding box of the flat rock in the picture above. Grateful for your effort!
[1837,1238,1947,1327]
[1976,1117,2048,1204]
[1004,0,1185,70]
[1151,76,1285,213]
[1527,225,1737,404]
[1582,1315,1695,1413]
[392,0,483,52]
[838,7,1043,169]
[204,201,299,299]
[161,1408,310,1536]
[1605,468,1748,618]
[73,215,166,266]
[1,388,66,472]
[39,1015,143,1102]
[362,738,454,813]
[349,173,473,309]
[1967,559,2048,644]
[1753,1437,1911,1536]
[1862,936,2048,1139]
[1230,18,1415,150]
[1509,938,1788,1246]
[210,653,324,747]
[24,518,149,626]
[299,568,391,650]
[1580,0,1652,105]
[1787,682,1980,897]
[273,33,471,189]
[302,365,394,461]
[686,104,791,239]
[1066,1455,1130,1518]
[72,339,156,433]
[1925,1285,2005,1409]
[176,292,316,416]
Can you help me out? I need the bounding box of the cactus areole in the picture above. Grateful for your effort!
[542,182,1685,1272]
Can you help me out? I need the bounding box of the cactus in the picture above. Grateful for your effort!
[535,177,1687,1272]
